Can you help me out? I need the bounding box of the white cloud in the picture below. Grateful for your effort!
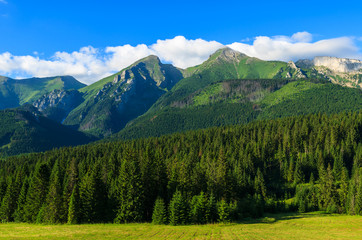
[291,32,313,43]
[105,44,154,70]
[151,36,223,68]
[0,0,7,4]
[0,32,361,85]
[228,35,360,62]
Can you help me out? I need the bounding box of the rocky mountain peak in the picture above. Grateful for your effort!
[313,56,362,73]
[213,47,247,62]
[296,56,362,73]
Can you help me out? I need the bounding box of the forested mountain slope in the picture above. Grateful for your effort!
[115,78,362,140]
[0,111,361,224]
[0,105,95,156]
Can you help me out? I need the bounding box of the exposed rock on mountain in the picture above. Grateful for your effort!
[0,75,86,110]
[296,57,362,88]
[296,56,362,73]
[33,89,84,122]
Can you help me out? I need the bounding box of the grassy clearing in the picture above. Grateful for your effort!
[0,212,361,239]
[261,81,322,106]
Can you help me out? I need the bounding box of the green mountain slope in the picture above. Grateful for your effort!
[63,55,183,137]
[112,48,343,139]
[148,48,307,112]
[0,76,86,109]
[0,105,96,156]
[115,78,362,140]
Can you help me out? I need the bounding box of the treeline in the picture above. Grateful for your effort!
[0,111,361,224]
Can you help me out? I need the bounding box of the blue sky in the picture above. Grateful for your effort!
[0,0,362,84]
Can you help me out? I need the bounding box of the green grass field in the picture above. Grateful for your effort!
[0,212,361,239]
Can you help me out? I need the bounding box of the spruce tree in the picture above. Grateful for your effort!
[0,177,16,222]
[151,197,167,225]
[0,179,6,204]
[13,178,29,222]
[333,152,344,181]
[42,162,63,223]
[217,199,230,223]
[169,190,188,225]
[205,193,217,223]
[23,163,50,222]
[78,172,96,223]
[67,184,79,224]
[61,157,78,223]
[294,160,304,184]
[78,164,107,223]
[355,175,362,215]
[254,168,267,199]
[190,192,207,224]
[114,149,144,223]
[339,167,349,213]
[0,168,26,222]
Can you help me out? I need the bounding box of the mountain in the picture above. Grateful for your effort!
[0,75,86,110]
[113,48,362,139]
[148,47,307,111]
[33,89,84,122]
[0,105,95,157]
[3,48,361,141]
[62,55,183,137]
[296,57,362,88]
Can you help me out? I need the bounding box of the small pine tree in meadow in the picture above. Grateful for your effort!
[217,199,230,223]
[190,192,207,224]
[169,190,188,225]
[152,197,167,225]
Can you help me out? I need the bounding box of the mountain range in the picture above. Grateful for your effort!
[0,47,361,156]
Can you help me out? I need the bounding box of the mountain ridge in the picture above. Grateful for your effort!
[0,48,361,143]
[61,55,184,137]
[0,75,86,110]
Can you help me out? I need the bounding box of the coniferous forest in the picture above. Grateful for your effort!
[0,111,361,225]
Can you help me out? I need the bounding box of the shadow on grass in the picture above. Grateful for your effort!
[237,211,328,225]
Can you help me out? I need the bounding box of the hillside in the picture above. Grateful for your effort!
[0,76,86,110]
[113,49,362,140]
[148,48,307,113]
[0,111,361,224]
[62,55,183,137]
[0,105,95,156]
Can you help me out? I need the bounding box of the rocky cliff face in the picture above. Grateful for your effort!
[295,57,362,88]
[314,57,362,73]
[296,57,362,73]
[33,89,84,122]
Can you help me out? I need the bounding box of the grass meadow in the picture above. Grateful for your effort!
[0,212,361,239]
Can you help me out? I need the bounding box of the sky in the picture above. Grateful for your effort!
[0,0,362,84]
